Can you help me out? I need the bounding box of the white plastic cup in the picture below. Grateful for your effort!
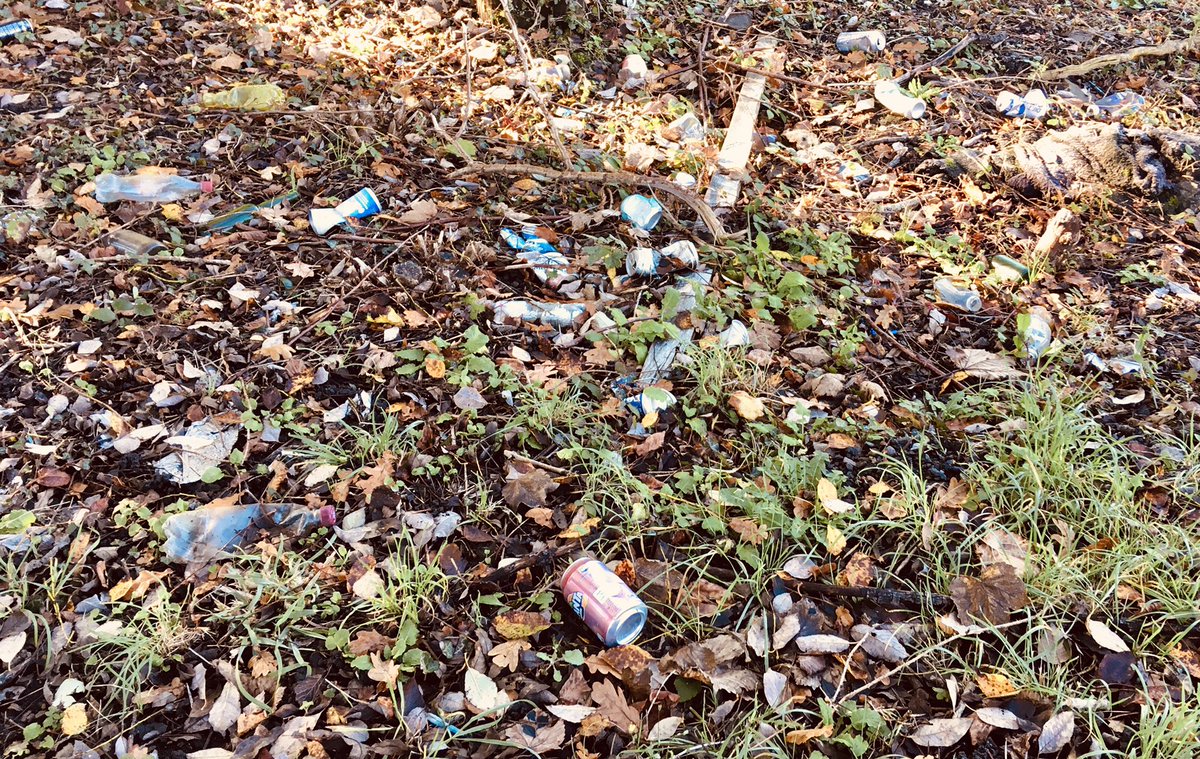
[837,30,886,53]
[874,81,926,119]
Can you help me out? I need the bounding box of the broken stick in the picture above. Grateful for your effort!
[449,162,733,241]
[895,34,978,87]
[1040,35,1199,80]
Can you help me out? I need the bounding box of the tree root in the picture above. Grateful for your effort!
[1040,35,1199,80]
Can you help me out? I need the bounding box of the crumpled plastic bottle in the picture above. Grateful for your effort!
[200,83,286,111]
[161,501,336,564]
[94,173,212,203]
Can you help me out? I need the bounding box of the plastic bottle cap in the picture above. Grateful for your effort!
[199,180,214,193]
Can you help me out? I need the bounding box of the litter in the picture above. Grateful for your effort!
[1021,308,1053,360]
[874,81,926,119]
[107,230,167,256]
[309,188,381,235]
[640,332,692,386]
[94,172,212,204]
[207,190,299,232]
[719,320,751,347]
[153,419,239,484]
[663,112,705,143]
[992,254,1031,280]
[161,500,336,564]
[491,300,586,328]
[200,83,286,111]
[620,194,664,231]
[672,171,698,189]
[660,240,700,268]
[0,19,33,41]
[619,54,649,89]
[836,30,886,53]
[933,278,983,312]
[561,556,648,646]
[625,247,661,277]
[1092,91,1144,119]
[837,161,872,184]
[500,226,572,285]
[996,89,1050,120]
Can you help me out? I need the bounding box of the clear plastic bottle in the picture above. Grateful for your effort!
[94,173,213,204]
[161,501,335,564]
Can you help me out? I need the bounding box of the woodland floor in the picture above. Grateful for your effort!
[2,0,1200,757]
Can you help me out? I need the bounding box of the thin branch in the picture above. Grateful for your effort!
[896,34,978,87]
[1040,35,1199,80]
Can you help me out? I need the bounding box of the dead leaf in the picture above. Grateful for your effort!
[590,679,639,735]
[838,553,874,587]
[398,199,440,224]
[978,528,1029,577]
[1038,711,1074,754]
[207,680,240,733]
[1085,618,1130,653]
[948,564,1027,624]
[36,468,72,488]
[634,431,666,456]
[647,716,684,741]
[504,719,565,752]
[489,639,531,672]
[909,717,973,747]
[109,570,168,602]
[494,610,550,640]
[347,630,393,657]
[502,469,558,509]
[947,347,1022,380]
[826,525,847,556]
[357,451,397,502]
[729,391,766,421]
[793,634,851,654]
[728,517,766,544]
[464,667,510,713]
[976,707,1020,730]
[977,671,1019,698]
[453,387,488,410]
[786,724,835,744]
[61,703,88,736]
[424,355,446,378]
[817,477,855,514]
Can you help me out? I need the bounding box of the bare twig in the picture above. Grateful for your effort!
[786,579,953,610]
[1040,35,1199,80]
[449,162,733,241]
[496,0,573,168]
[895,34,978,87]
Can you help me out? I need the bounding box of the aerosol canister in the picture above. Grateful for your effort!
[560,556,647,646]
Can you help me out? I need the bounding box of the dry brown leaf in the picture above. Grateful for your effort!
[489,639,531,672]
[494,610,551,640]
[347,630,393,657]
[946,347,1022,379]
[977,671,1019,698]
[1038,711,1075,754]
[590,679,640,735]
[398,199,440,224]
[634,431,666,456]
[838,553,874,588]
[948,564,1027,624]
[909,717,973,747]
[729,391,766,421]
[1085,618,1130,653]
[502,469,559,509]
[108,570,169,602]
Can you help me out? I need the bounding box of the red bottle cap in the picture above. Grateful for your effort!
[199,179,214,193]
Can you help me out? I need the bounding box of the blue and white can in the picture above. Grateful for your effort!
[334,188,381,220]
[620,194,664,231]
[0,20,33,41]
[995,89,1049,119]
[837,162,872,184]
[625,247,661,277]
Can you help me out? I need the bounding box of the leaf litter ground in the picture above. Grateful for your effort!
[2,0,1200,756]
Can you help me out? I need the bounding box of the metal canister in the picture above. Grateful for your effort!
[836,30,886,53]
[0,20,34,41]
[619,194,663,231]
[561,557,647,647]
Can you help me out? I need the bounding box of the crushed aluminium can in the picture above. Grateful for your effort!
[501,226,571,284]
[836,30,886,53]
[0,20,33,41]
[625,246,661,277]
[660,240,699,268]
[561,557,648,646]
[620,194,664,231]
[995,89,1049,119]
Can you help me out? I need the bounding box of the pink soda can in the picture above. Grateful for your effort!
[561,557,647,646]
